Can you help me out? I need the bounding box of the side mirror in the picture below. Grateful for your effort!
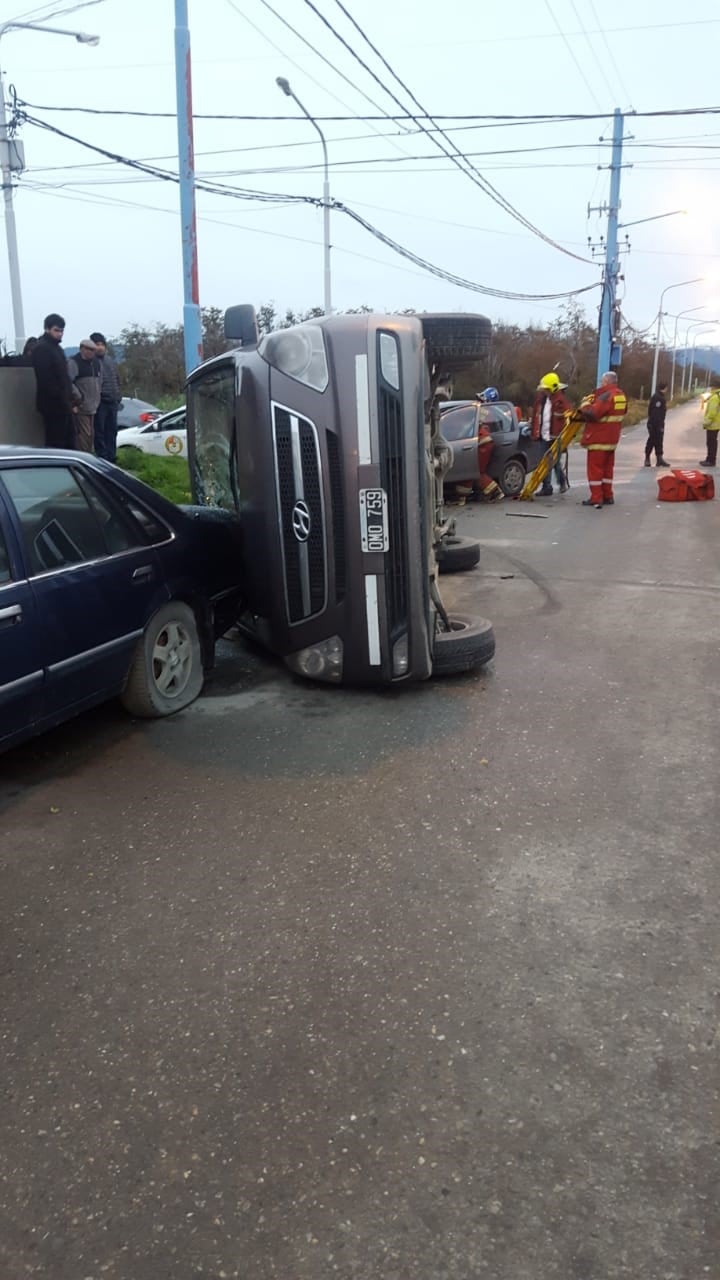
[224,305,259,348]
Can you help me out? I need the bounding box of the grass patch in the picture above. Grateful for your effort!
[623,398,647,428]
[116,447,191,505]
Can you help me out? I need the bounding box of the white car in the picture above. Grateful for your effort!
[117,406,187,457]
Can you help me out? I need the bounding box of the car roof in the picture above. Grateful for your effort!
[0,445,101,463]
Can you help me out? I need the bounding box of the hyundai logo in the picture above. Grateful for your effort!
[292,499,311,542]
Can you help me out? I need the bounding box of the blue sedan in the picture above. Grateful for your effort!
[0,447,244,753]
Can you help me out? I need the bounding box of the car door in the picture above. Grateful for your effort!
[151,408,186,458]
[481,403,517,470]
[0,462,168,718]
[0,488,44,748]
[440,406,480,484]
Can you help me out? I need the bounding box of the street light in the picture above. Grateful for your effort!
[669,306,705,400]
[0,20,100,351]
[651,277,704,395]
[687,326,718,395]
[276,76,331,315]
[681,320,718,395]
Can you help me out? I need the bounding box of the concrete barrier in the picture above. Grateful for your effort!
[0,367,45,447]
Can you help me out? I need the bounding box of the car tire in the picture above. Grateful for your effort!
[121,602,205,718]
[436,535,481,574]
[500,456,527,496]
[432,613,495,676]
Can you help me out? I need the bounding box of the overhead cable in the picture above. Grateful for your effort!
[15,108,599,303]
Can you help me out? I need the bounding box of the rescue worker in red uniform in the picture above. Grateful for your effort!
[475,387,504,502]
[455,387,505,503]
[578,371,628,508]
[531,372,573,495]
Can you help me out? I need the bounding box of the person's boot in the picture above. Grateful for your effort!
[700,459,715,468]
[582,499,603,509]
[656,459,670,467]
[644,457,651,467]
[603,497,615,505]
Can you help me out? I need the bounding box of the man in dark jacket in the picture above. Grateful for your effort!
[90,331,122,462]
[31,313,76,449]
[644,384,669,467]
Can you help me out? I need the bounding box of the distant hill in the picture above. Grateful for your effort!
[675,346,720,378]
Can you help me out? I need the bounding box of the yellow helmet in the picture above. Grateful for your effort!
[540,372,560,393]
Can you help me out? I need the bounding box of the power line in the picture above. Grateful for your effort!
[14,108,599,303]
[308,0,593,264]
[12,97,720,123]
[543,0,605,113]
[223,0,414,158]
[586,0,634,107]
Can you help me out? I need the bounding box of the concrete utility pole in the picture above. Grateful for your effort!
[595,108,624,384]
[174,0,203,374]
[0,21,99,353]
[0,67,24,353]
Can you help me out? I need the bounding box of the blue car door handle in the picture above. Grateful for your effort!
[132,564,153,582]
[0,603,22,625]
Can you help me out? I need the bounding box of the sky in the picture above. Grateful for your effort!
[1,0,719,353]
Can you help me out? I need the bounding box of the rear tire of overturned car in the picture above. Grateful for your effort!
[436,535,481,574]
[432,613,495,676]
[121,601,205,718]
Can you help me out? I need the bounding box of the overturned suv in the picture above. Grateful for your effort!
[186,306,495,685]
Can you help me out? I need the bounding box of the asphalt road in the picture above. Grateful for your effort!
[1,402,718,1279]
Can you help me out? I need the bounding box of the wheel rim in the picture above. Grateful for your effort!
[151,620,194,699]
[502,460,525,495]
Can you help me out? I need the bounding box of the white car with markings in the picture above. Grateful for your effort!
[117,406,187,457]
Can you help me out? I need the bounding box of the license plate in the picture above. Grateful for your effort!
[359,487,389,553]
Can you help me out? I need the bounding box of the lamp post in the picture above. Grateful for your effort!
[276,76,331,315]
[687,326,718,395]
[669,306,705,400]
[650,277,704,395]
[682,320,718,394]
[0,21,99,352]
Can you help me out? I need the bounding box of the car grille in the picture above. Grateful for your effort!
[273,406,327,623]
[377,383,408,637]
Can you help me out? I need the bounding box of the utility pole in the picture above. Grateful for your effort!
[0,67,25,352]
[173,0,203,375]
[595,108,625,384]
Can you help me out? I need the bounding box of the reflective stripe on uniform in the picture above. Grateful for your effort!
[586,443,618,451]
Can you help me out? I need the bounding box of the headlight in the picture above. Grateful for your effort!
[392,632,409,677]
[379,332,400,389]
[260,325,329,392]
[285,635,343,682]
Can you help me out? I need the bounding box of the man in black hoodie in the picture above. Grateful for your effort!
[644,383,670,467]
[31,313,76,449]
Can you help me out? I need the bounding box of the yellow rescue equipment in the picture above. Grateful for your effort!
[518,409,585,500]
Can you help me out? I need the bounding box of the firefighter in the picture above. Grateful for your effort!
[531,372,573,495]
[578,371,628,508]
[475,386,504,502]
